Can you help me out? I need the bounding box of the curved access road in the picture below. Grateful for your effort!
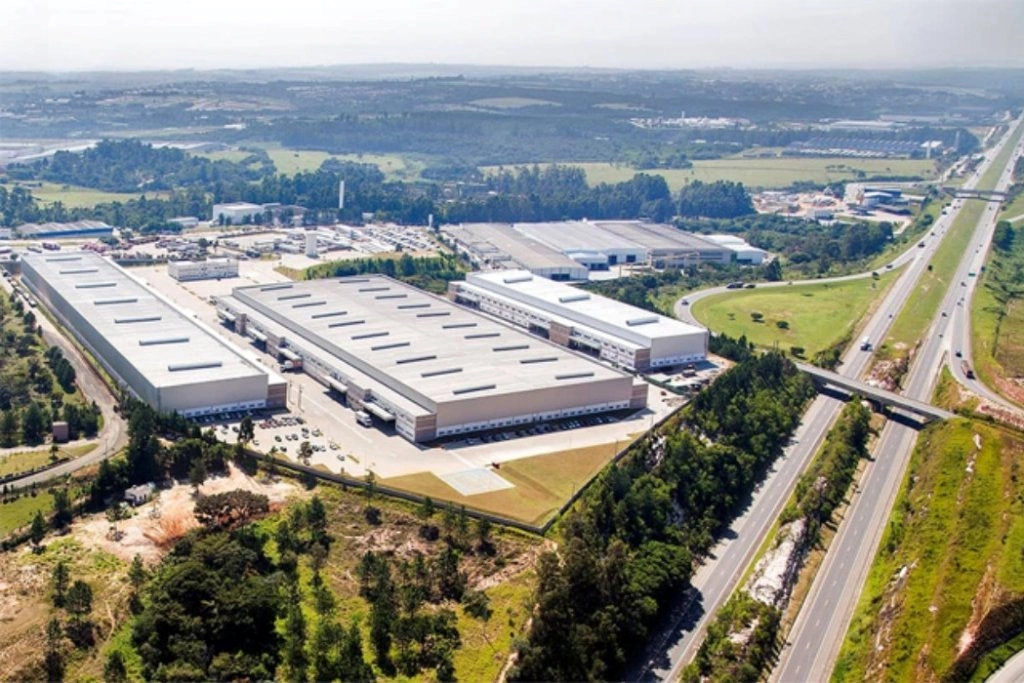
[0,274,127,490]
[986,647,1024,683]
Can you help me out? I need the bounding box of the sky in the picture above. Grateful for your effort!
[2,0,1023,72]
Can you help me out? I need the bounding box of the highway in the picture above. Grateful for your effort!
[636,120,1023,682]
[774,113,1024,682]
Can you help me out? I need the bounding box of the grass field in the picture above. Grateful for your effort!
[11,180,169,208]
[470,97,561,108]
[483,157,937,191]
[833,419,1024,682]
[0,490,55,536]
[263,146,426,180]
[691,272,899,358]
[382,440,628,526]
[0,443,97,478]
[999,192,1024,223]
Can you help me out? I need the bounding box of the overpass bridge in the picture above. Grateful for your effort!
[941,186,1007,201]
[795,362,955,423]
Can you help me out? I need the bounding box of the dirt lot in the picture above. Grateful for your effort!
[74,465,303,564]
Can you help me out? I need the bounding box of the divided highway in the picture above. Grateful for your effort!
[637,116,1024,682]
[774,113,1024,682]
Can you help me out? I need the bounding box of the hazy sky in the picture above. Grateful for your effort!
[3,0,1023,72]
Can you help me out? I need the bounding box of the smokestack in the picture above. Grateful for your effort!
[338,180,345,210]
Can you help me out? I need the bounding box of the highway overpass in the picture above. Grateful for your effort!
[940,186,1007,201]
[795,362,955,423]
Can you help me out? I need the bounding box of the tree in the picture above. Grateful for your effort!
[65,580,93,619]
[104,650,129,683]
[763,258,783,282]
[307,495,328,542]
[237,415,255,446]
[52,560,70,607]
[283,588,308,683]
[0,409,18,447]
[128,554,146,590]
[193,489,269,530]
[21,401,48,445]
[52,488,73,528]
[188,459,207,495]
[750,312,764,323]
[126,404,160,484]
[30,510,46,550]
[44,617,65,682]
[297,440,313,466]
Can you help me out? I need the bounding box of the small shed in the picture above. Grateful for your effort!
[52,421,70,443]
[124,482,156,506]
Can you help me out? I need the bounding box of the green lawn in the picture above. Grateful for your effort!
[999,192,1024,223]
[482,157,937,191]
[11,181,169,208]
[252,145,427,180]
[0,491,54,536]
[381,440,627,526]
[0,443,97,478]
[833,419,1024,682]
[691,272,899,358]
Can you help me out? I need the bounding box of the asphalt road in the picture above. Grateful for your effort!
[774,113,1024,682]
[987,647,1024,683]
[636,132,1009,682]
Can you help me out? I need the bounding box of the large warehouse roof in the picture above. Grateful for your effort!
[228,276,628,408]
[446,223,585,272]
[466,270,706,345]
[513,221,645,253]
[590,220,726,252]
[21,252,266,388]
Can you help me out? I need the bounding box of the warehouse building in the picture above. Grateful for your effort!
[443,223,589,281]
[215,276,647,442]
[702,235,769,264]
[450,270,708,371]
[441,220,736,277]
[212,202,264,225]
[168,258,239,282]
[21,252,284,416]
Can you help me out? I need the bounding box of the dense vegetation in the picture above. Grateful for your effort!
[677,180,755,218]
[302,253,467,294]
[682,593,782,683]
[510,353,815,680]
[7,139,275,193]
[0,292,99,448]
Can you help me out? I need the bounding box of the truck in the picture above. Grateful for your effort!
[355,410,372,427]
[279,359,303,372]
[860,336,872,351]
[961,360,975,379]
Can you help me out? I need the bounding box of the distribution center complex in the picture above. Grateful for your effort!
[450,270,708,371]
[20,251,285,416]
[215,276,648,442]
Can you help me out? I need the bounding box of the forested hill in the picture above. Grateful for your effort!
[509,353,816,681]
[6,139,275,192]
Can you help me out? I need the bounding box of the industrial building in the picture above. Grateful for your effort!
[215,276,647,442]
[212,202,264,224]
[168,258,239,282]
[441,220,735,278]
[15,220,114,240]
[443,223,589,281]
[20,251,284,416]
[702,235,769,264]
[450,270,708,371]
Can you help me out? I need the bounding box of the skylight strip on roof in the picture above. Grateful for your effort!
[311,310,348,319]
[555,371,595,380]
[260,283,293,292]
[375,294,407,300]
[75,282,117,289]
[397,355,437,365]
[338,278,371,284]
[442,322,477,329]
[328,319,366,328]
[465,332,500,339]
[398,303,430,310]
[358,286,390,292]
[626,316,659,326]
[168,360,223,372]
[452,384,496,396]
[59,268,99,274]
[558,293,590,303]
[46,256,82,263]
[351,331,389,340]
[139,336,189,346]
[94,297,138,306]
[115,315,162,324]
[503,274,533,284]
[421,367,462,378]
[493,344,529,352]
[371,341,411,351]
[417,311,450,318]
[278,292,312,301]
[520,356,558,364]
[292,300,327,309]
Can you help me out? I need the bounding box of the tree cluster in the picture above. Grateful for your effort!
[304,252,466,295]
[511,353,815,681]
[677,180,755,219]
